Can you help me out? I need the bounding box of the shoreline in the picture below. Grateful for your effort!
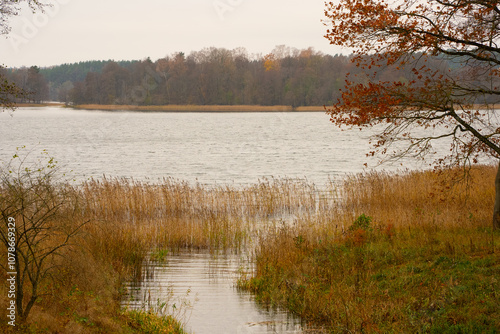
[15,102,64,108]
[69,104,327,112]
[16,103,500,113]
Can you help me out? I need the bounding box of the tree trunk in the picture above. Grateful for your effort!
[493,161,500,230]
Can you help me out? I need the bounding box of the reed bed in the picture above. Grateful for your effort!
[72,104,293,112]
[80,176,319,221]
[338,166,495,228]
[239,165,500,333]
[0,173,327,333]
[3,164,497,333]
[78,176,325,278]
[71,104,326,112]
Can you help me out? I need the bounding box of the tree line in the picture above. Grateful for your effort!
[3,45,477,107]
[1,66,49,104]
[66,46,352,107]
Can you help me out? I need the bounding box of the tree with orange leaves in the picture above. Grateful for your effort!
[324,0,500,229]
[263,53,280,72]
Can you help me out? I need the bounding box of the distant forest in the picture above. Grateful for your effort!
[2,46,468,107]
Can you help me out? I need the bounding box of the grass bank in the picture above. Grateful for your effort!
[69,104,326,112]
[15,103,64,108]
[239,166,500,333]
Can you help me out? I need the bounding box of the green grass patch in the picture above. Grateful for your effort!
[240,225,500,333]
[123,310,187,334]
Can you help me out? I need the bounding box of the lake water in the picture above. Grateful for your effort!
[0,106,387,185]
[0,106,443,333]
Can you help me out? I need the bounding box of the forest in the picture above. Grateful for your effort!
[1,45,468,107]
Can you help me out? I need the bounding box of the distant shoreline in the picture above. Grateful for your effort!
[68,104,327,113]
[16,102,64,108]
[16,103,499,112]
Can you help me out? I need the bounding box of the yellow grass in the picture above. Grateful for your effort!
[1,165,498,332]
[16,102,496,113]
[239,165,500,333]
[79,176,319,266]
[337,166,496,229]
[295,106,328,112]
[70,104,326,112]
[16,102,64,108]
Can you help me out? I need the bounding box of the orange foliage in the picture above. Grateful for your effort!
[384,223,395,240]
[347,228,368,247]
[323,0,500,167]
[263,53,279,72]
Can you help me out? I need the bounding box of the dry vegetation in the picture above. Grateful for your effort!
[0,161,498,333]
[15,103,64,108]
[239,166,500,333]
[0,169,318,333]
[70,104,326,112]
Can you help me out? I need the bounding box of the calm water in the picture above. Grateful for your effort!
[0,107,383,185]
[122,251,309,334]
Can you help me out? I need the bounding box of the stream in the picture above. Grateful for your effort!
[121,250,314,333]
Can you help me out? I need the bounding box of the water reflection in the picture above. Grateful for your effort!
[122,250,308,333]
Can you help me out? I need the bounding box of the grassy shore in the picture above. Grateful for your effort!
[69,104,326,112]
[15,103,64,108]
[239,166,500,333]
[0,164,498,333]
[13,103,499,113]
[0,174,317,333]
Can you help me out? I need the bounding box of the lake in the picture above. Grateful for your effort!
[0,106,438,333]
[0,106,388,185]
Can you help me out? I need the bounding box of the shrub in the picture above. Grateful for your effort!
[349,213,373,232]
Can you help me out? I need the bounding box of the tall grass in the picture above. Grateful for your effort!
[339,166,495,229]
[79,177,320,276]
[239,166,500,333]
[71,104,326,112]
[2,164,497,332]
[0,174,323,333]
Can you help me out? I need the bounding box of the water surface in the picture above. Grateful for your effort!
[0,106,452,333]
[0,107,379,184]
[122,251,309,333]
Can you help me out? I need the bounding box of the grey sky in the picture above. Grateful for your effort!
[0,0,346,68]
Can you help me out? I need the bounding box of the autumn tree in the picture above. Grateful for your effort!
[1,0,46,34]
[324,0,500,229]
[65,47,351,108]
[0,151,86,322]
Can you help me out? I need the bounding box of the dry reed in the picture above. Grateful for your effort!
[3,165,497,333]
[240,165,500,333]
[70,104,325,112]
[77,176,323,278]
[0,174,325,332]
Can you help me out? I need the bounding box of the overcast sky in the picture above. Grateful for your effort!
[0,0,347,68]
